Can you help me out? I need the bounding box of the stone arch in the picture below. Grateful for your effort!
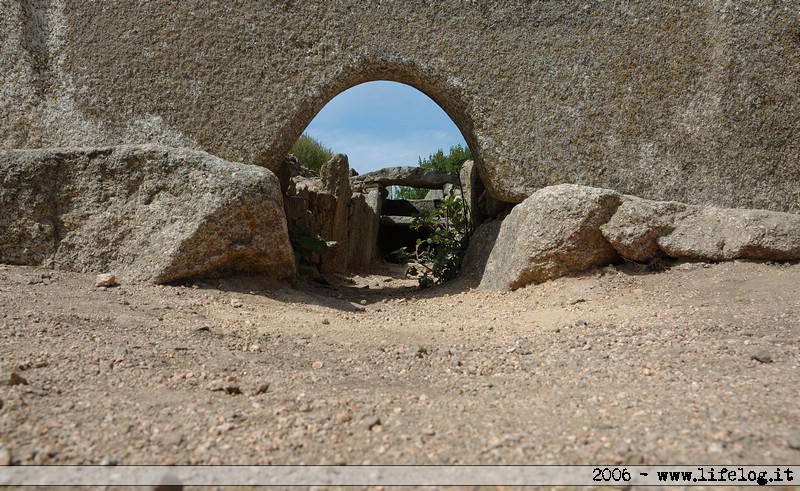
[4,1,797,212]
[262,59,482,179]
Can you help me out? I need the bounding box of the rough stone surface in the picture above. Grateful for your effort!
[602,195,800,262]
[286,155,380,275]
[0,145,295,284]
[459,160,481,226]
[658,208,800,261]
[351,166,459,189]
[479,185,622,290]
[94,273,117,288]
[460,219,503,287]
[320,155,352,274]
[599,197,690,263]
[474,185,800,290]
[2,1,799,210]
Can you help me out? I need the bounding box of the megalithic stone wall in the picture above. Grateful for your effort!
[2,1,798,211]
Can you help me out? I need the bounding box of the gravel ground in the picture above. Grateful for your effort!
[1,259,799,486]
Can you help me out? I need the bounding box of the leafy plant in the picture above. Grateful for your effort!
[289,133,334,172]
[395,192,472,288]
[394,186,428,200]
[288,225,331,277]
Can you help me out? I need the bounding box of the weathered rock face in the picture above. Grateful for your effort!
[0,145,296,284]
[3,1,798,212]
[286,155,381,274]
[459,219,503,287]
[351,166,459,189]
[602,196,800,262]
[473,185,800,291]
[478,185,622,291]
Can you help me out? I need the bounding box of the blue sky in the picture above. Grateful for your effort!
[302,81,468,175]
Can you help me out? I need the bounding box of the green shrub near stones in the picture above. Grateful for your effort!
[289,133,334,172]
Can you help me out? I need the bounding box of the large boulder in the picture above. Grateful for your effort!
[602,196,800,262]
[471,184,800,291]
[598,196,690,262]
[0,145,296,284]
[478,185,621,290]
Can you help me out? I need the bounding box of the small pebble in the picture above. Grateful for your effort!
[253,383,270,396]
[321,318,330,325]
[787,432,800,450]
[230,299,243,308]
[359,299,367,305]
[100,456,119,466]
[312,361,324,369]
[752,350,773,363]
[95,273,117,288]
[0,447,11,466]
[151,472,183,491]
[2,372,28,386]
[365,416,381,430]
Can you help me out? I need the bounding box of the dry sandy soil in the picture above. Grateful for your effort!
[1,258,799,481]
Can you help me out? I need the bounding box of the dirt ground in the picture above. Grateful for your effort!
[1,258,799,477]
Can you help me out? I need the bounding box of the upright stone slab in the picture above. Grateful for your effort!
[0,145,296,284]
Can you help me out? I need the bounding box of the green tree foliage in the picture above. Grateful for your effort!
[289,133,334,172]
[394,186,428,200]
[418,144,472,174]
[395,144,473,200]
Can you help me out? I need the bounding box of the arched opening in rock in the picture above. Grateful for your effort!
[282,79,484,283]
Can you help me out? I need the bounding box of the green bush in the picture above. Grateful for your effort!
[394,193,472,288]
[394,186,428,200]
[289,133,334,172]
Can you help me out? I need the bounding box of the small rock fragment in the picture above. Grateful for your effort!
[95,273,117,288]
[100,456,119,466]
[230,298,243,308]
[253,383,270,396]
[0,447,11,466]
[321,318,330,325]
[359,299,367,305]
[312,361,324,369]
[2,372,28,386]
[335,412,351,424]
[194,325,210,333]
[752,350,773,363]
[787,432,800,450]
[365,416,381,430]
[151,471,183,491]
